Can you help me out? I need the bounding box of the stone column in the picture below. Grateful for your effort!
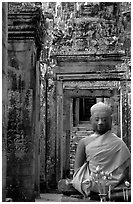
[2,2,8,201]
[56,80,63,180]
[75,98,79,126]
[6,3,45,201]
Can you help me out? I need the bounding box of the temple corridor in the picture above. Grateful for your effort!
[2,2,131,202]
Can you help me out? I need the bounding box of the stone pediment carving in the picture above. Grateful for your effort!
[49,2,130,56]
[8,3,46,59]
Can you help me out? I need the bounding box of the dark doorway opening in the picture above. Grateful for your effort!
[79,97,96,121]
[73,97,96,126]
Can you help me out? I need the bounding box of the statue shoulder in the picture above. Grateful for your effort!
[83,135,94,146]
[78,137,86,146]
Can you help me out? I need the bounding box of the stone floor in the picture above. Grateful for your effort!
[35,193,97,202]
[35,193,63,202]
[35,185,131,202]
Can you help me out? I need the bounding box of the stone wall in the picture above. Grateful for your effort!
[6,3,45,201]
[52,54,131,182]
[40,2,130,190]
[2,2,8,201]
[7,39,37,202]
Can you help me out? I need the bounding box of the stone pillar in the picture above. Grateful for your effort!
[56,80,63,181]
[6,3,45,201]
[2,2,8,201]
[75,98,79,126]
[45,79,57,189]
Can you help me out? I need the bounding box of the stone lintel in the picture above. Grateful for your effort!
[56,72,126,81]
[64,89,115,98]
[52,53,125,63]
[54,54,129,76]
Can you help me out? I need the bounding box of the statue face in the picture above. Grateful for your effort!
[91,111,112,135]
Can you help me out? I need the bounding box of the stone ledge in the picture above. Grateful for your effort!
[52,53,125,62]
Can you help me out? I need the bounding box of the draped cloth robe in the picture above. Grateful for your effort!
[72,131,131,197]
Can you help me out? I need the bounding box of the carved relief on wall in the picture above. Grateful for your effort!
[63,80,120,90]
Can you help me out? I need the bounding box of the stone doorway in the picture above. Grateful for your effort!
[61,85,121,179]
[73,97,96,125]
[48,53,131,188]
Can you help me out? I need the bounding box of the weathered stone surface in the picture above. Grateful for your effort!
[8,2,46,60]
[40,2,131,192]
[7,42,36,201]
[6,3,45,201]
[50,2,131,56]
[2,2,8,201]
[52,53,131,181]
[45,81,57,189]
